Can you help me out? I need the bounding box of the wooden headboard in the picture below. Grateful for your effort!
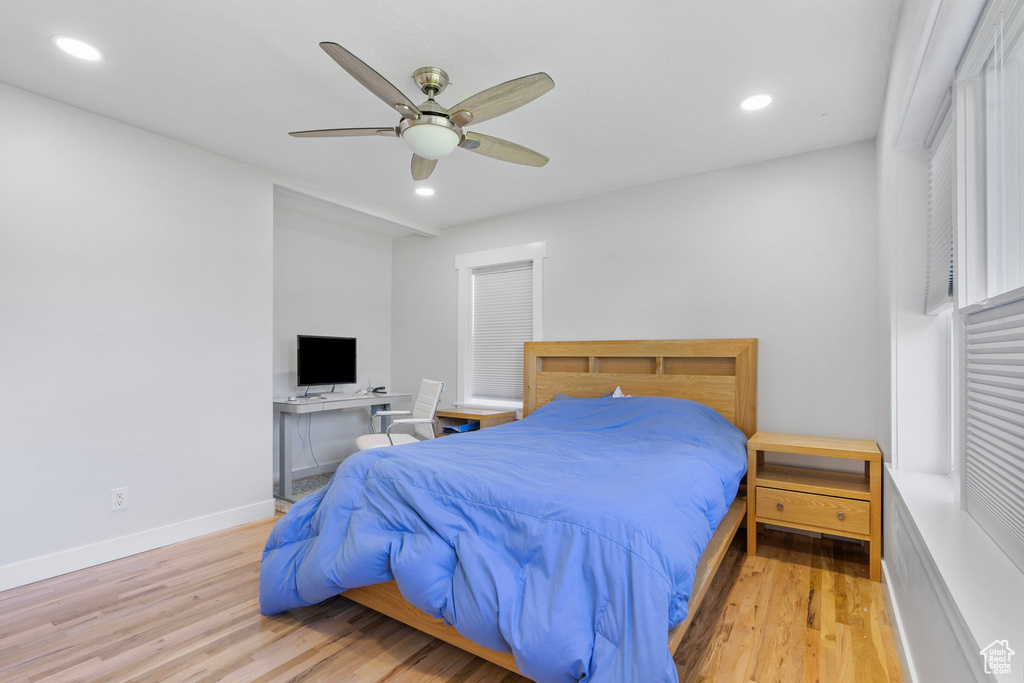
[523,339,757,437]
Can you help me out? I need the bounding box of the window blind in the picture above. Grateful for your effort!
[926,117,956,314]
[471,262,533,401]
[964,292,1024,573]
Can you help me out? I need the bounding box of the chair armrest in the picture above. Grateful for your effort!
[386,418,436,435]
[373,410,412,417]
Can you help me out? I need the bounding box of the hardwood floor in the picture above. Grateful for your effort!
[0,517,902,682]
[674,529,902,682]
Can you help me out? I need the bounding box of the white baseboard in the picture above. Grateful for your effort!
[882,559,919,683]
[291,461,342,480]
[0,499,275,593]
[272,460,343,486]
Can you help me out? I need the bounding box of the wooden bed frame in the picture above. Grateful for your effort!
[342,338,758,676]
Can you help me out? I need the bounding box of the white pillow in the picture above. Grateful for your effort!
[611,386,632,398]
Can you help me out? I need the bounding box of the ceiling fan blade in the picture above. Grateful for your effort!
[319,42,421,119]
[411,155,437,181]
[448,73,554,126]
[460,132,549,167]
[289,127,397,138]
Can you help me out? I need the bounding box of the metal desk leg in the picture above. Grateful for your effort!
[277,411,294,502]
[370,403,392,434]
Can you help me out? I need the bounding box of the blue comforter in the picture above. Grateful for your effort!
[260,397,747,682]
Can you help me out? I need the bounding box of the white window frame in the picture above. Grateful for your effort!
[455,242,546,410]
[957,0,1024,305]
[952,0,1024,570]
[955,0,1024,496]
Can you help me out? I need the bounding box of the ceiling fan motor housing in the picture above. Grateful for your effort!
[413,67,449,97]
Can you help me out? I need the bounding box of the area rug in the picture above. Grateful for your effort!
[274,472,333,513]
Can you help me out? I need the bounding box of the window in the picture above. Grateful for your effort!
[955,0,1024,573]
[456,243,546,409]
[961,296,1024,573]
[925,111,955,314]
[960,0,1024,303]
[984,29,1024,295]
[471,264,533,402]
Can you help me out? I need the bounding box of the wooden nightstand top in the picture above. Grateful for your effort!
[747,431,881,461]
[435,408,518,420]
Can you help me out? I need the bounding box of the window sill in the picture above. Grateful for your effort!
[887,466,1024,657]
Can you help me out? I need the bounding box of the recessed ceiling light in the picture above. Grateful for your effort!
[415,187,435,197]
[51,35,103,61]
[739,93,773,111]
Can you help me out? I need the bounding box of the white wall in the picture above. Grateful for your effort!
[273,204,393,478]
[875,0,979,475]
[890,143,952,474]
[0,82,274,590]
[392,140,878,470]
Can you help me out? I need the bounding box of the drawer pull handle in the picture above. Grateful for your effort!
[837,512,846,520]
[776,503,784,511]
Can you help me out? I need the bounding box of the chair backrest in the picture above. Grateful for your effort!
[412,379,445,439]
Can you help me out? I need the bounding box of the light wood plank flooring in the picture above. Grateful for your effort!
[674,529,902,682]
[0,516,902,682]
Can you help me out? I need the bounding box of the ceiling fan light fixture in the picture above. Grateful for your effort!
[401,122,460,159]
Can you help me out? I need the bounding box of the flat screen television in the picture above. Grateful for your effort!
[296,335,357,387]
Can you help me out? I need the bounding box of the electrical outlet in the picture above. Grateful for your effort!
[110,487,128,511]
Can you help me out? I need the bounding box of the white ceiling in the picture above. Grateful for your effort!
[1,0,900,234]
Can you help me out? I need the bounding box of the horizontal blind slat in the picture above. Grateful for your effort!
[471,264,532,401]
[965,470,1024,529]
[965,485,1024,542]
[966,373,1024,394]
[965,390,1024,417]
[964,477,1024,539]
[925,119,955,314]
[964,292,1024,574]
[966,433,1024,488]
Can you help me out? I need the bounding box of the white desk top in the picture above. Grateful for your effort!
[273,392,412,414]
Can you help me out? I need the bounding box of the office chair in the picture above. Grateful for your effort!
[355,379,444,450]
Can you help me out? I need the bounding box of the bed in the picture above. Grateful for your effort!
[260,339,757,682]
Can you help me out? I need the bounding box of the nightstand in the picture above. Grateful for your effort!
[746,431,882,581]
[434,408,517,437]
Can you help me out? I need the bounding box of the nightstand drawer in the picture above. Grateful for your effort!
[756,487,870,535]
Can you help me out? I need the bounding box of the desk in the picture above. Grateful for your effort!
[273,393,411,502]
[434,408,517,436]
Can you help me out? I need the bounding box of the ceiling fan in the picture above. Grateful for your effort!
[289,42,554,181]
